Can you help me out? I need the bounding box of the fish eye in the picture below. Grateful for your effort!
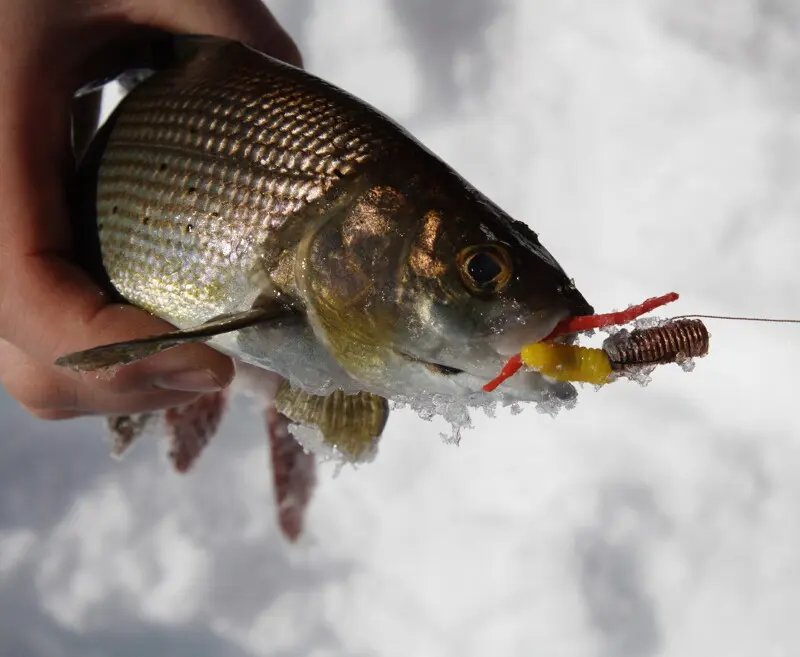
[457,244,513,295]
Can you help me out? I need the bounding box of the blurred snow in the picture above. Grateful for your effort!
[3,0,800,655]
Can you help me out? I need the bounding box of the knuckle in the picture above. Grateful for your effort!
[0,363,80,416]
[6,380,75,416]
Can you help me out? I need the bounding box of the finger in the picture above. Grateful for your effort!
[0,339,214,417]
[0,61,235,404]
[0,254,236,396]
[124,0,302,66]
[0,1,297,418]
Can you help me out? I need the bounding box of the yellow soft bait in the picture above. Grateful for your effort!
[483,292,710,392]
[519,343,613,386]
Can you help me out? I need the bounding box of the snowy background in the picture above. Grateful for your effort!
[3,0,800,655]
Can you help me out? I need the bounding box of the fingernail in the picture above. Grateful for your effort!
[153,370,224,393]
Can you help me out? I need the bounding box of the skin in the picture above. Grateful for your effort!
[0,0,301,420]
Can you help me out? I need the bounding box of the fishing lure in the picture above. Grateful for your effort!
[484,293,710,391]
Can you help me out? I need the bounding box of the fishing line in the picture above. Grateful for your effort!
[669,314,800,325]
[484,293,800,392]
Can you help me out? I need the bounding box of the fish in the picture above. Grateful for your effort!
[62,34,593,538]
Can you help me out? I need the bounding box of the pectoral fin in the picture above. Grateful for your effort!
[107,413,157,457]
[266,405,316,542]
[275,382,389,463]
[55,307,280,372]
[166,390,228,473]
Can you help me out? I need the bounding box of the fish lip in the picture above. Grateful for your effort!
[393,308,575,384]
[489,309,569,357]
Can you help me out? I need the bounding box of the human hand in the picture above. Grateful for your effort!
[0,0,301,420]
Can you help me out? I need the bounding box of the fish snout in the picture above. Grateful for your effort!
[557,279,593,318]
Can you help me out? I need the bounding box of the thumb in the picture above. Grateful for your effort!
[125,0,302,67]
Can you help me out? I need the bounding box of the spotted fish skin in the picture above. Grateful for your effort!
[84,36,406,328]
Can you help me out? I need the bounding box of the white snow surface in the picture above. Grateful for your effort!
[3,1,800,655]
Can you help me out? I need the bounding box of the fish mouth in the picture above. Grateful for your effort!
[487,309,569,357]
[398,309,571,383]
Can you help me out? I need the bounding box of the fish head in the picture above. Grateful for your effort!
[296,174,593,401]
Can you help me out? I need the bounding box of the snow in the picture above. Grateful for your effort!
[2,0,800,655]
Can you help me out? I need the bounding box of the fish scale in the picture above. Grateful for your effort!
[91,38,402,327]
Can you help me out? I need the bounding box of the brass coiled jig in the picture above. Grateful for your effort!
[483,294,715,392]
[602,320,710,370]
